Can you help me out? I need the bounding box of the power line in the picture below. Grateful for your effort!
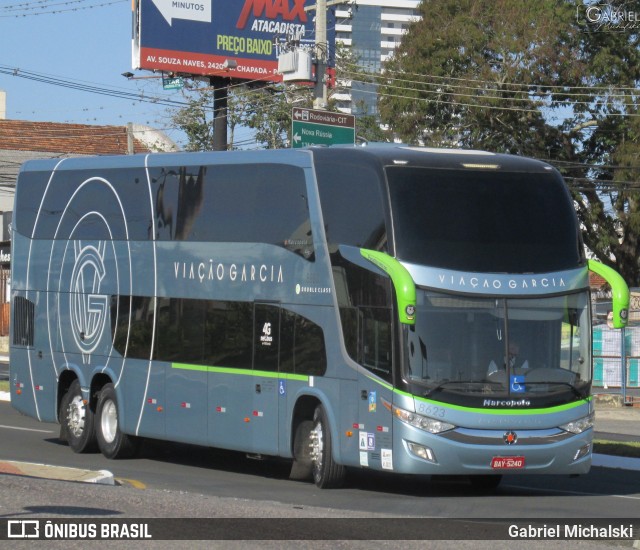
[0,0,126,17]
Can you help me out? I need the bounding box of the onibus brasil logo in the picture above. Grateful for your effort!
[69,241,108,363]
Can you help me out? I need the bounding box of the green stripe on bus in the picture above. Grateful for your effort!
[394,388,591,415]
[171,363,308,381]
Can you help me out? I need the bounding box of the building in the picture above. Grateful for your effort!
[0,90,178,335]
[0,90,177,211]
[333,0,421,115]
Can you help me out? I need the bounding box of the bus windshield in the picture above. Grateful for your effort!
[386,165,582,273]
[405,290,592,405]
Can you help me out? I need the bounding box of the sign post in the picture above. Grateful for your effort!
[291,107,355,148]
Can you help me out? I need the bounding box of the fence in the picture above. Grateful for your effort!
[592,292,640,390]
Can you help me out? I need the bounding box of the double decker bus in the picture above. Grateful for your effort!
[10,146,628,489]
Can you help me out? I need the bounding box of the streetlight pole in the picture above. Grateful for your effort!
[313,0,327,110]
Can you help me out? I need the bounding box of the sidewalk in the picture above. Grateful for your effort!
[0,460,114,485]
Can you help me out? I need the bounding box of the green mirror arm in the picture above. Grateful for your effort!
[360,249,416,325]
[588,260,629,328]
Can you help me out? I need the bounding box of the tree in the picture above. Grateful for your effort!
[170,42,391,152]
[377,0,640,285]
[171,83,242,151]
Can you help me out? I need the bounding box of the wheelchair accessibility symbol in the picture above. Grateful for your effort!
[510,375,526,393]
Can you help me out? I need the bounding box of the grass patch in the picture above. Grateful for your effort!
[0,380,7,392]
[594,439,640,459]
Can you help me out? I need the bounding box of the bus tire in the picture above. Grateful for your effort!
[59,379,97,453]
[289,420,313,481]
[310,405,345,489]
[96,383,139,459]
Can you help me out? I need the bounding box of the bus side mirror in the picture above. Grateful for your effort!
[588,260,629,329]
[360,249,416,326]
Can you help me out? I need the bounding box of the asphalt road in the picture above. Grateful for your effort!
[1,401,639,513]
[1,401,640,547]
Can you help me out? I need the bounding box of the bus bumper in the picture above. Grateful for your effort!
[390,425,593,476]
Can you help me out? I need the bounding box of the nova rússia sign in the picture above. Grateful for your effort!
[291,107,355,148]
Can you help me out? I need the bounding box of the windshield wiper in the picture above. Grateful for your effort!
[424,380,482,398]
[515,381,587,399]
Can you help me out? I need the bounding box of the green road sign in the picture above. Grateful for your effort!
[291,107,355,148]
[163,76,184,90]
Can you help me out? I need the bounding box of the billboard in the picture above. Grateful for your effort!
[132,0,334,82]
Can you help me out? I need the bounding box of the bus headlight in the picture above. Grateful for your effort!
[559,412,595,434]
[392,405,456,434]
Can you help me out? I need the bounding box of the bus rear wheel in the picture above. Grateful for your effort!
[310,405,345,489]
[59,379,97,453]
[96,383,139,459]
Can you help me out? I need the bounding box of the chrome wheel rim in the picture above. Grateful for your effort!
[101,399,118,444]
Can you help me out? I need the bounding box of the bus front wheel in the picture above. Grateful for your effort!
[59,379,97,453]
[289,420,314,481]
[310,405,345,489]
[95,383,139,459]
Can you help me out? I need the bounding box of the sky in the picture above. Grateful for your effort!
[0,0,210,149]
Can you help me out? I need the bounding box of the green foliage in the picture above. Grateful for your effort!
[594,439,640,459]
[170,42,390,152]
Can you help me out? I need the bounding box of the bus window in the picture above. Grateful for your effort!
[203,301,253,369]
[316,159,388,252]
[280,309,327,376]
[151,164,314,259]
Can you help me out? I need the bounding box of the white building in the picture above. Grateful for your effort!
[333,0,421,114]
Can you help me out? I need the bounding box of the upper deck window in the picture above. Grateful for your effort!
[153,163,313,259]
[386,166,582,273]
[316,159,388,252]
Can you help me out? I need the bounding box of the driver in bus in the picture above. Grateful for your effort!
[487,341,529,376]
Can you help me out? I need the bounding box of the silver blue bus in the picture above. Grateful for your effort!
[10,146,629,489]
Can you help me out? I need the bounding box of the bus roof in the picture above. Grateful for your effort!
[16,146,555,176]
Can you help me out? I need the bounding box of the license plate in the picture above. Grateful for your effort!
[491,456,525,469]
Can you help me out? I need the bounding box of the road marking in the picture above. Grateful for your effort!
[115,477,147,489]
[0,424,54,434]
[509,484,640,500]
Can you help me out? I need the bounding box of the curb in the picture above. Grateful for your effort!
[592,453,640,472]
[0,460,115,485]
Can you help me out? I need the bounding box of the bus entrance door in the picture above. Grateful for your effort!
[250,303,281,455]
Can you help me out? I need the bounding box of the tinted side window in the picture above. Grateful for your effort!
[294,315,327,376]
[24,168,152,240]
[151,164,313,259]
[111,295,153,359]
[280,309,328,377]
[332,252,393,383]
[155,298,205,363]
[203,301,253,369]
[110,296,325,375]
[316,160,388,251]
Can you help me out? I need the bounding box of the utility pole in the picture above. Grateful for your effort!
[307,0,344,110]
[210,76,228,151]
[313,0,328,110]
